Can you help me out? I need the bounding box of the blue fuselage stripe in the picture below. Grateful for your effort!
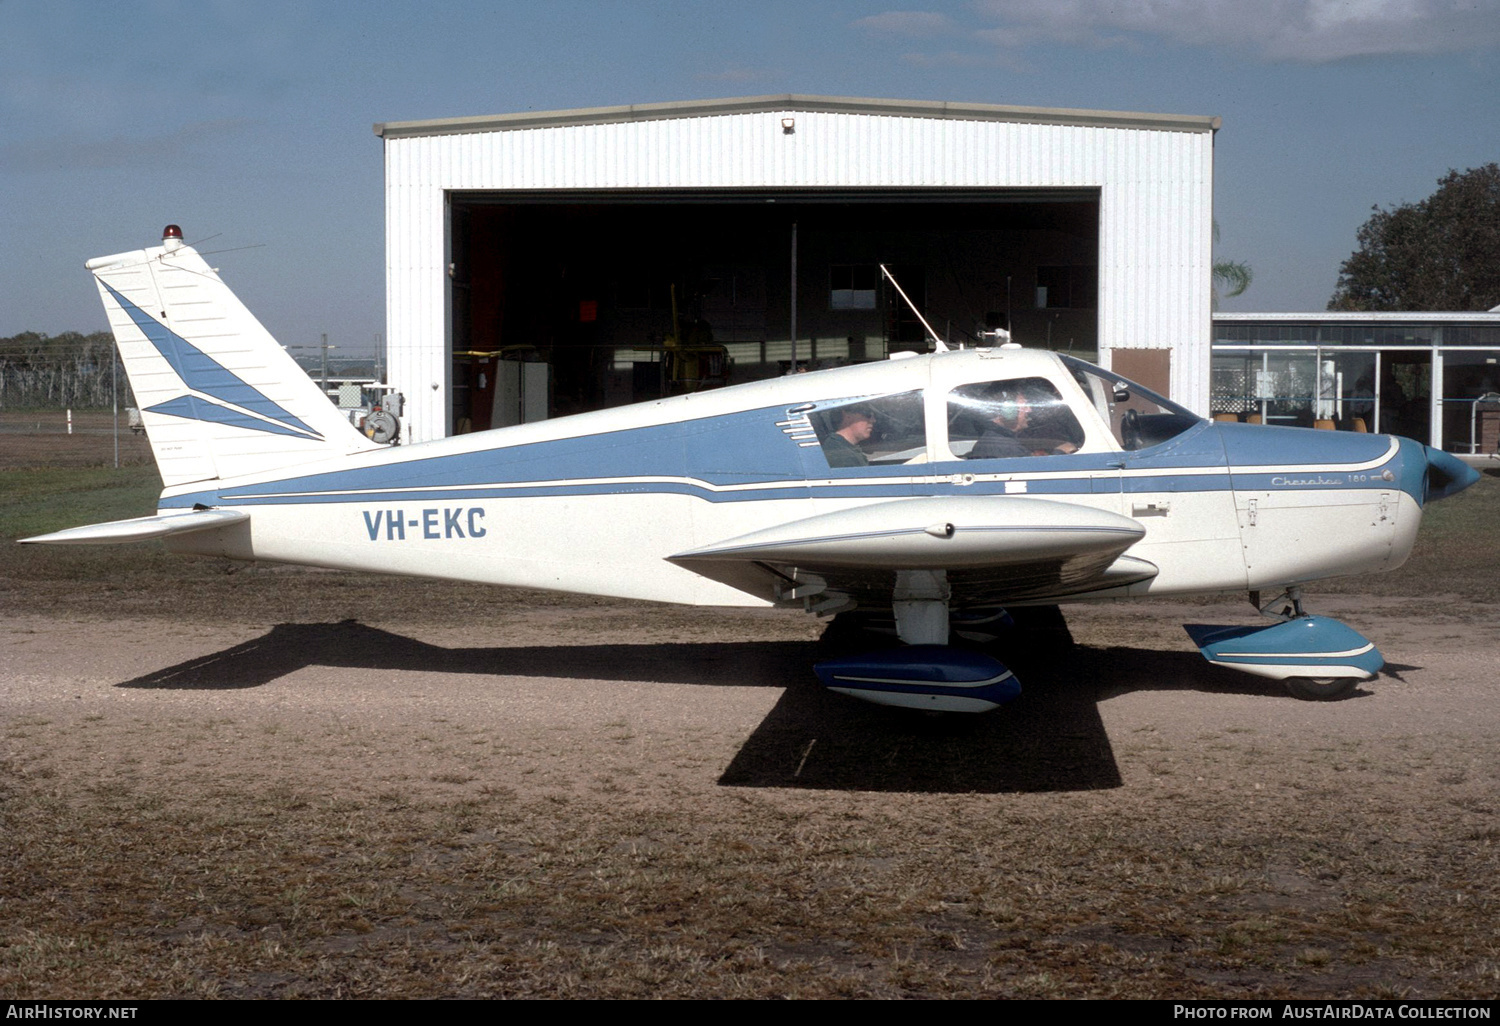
[159,470,1400,510]
[157,407,1412,510]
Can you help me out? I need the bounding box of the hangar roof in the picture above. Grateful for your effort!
[374,94,1220,139]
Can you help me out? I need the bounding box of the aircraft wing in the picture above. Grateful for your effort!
[669,496,1156,607]
[19,509,249,546]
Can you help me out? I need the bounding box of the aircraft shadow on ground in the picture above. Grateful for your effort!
[115,620,1391,795]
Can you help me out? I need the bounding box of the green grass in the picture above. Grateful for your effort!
[1404,468,1499,546]
[1320,469,1500,602]
[0,464,163,540]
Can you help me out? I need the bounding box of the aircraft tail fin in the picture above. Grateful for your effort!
[87,226,374,488]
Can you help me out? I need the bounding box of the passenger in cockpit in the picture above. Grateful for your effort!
[966,383,1081,459]
[967,386,1032,460]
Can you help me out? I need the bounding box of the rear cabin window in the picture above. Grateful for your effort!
[810,390,926,469]
[946,377,1085,460]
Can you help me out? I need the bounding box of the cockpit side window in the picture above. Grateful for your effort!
[809,390,927,469]
[1060,355,1202,452]
[946,377,1085,460]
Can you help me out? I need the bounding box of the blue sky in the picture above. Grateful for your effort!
[4,1,1498,355]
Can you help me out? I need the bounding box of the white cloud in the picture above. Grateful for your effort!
[851,10,959,37]
[969,0,1500,61]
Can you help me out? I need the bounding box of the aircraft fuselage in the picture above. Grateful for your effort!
[152,349,1435,613]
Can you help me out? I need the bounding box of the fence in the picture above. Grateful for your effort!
[0,333,142,469]
[0,408,153,470]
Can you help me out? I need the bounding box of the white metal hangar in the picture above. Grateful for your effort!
[374,95,1219,443]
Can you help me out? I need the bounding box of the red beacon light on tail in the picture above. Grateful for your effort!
[162,224,184,252]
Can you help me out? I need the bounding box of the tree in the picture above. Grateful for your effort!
[1212,220,1253,308]
[0,330,125,409]
[1329,163,1500,311]
[1213,258,1253,304]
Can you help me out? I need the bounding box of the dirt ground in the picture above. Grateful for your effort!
[2,581,1497,998]
[2,436,1497,997]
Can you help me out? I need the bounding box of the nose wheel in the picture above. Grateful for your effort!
[1284,676,1359,701]
[1186,593,1382,702]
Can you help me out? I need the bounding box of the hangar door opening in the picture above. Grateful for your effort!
[447,189,1099,432]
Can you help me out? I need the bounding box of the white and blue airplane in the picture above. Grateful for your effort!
[23,227,1480,711]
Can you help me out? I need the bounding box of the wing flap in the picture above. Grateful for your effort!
[20,509,249,546]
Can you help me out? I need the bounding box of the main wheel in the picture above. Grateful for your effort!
[1284,676,1358,701]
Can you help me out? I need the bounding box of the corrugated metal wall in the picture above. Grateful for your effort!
[385,109,1214,440]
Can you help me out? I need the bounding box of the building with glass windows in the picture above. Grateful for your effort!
[1211,312,1500,455]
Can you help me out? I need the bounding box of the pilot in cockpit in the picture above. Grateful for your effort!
[822,405,876,467]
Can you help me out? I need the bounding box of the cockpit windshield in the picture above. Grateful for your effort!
[1060,355,1202,452]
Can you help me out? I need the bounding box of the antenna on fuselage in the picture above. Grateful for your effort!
[879,263,950,353]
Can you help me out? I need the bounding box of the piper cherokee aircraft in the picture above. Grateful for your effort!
[23,226,1480,712]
